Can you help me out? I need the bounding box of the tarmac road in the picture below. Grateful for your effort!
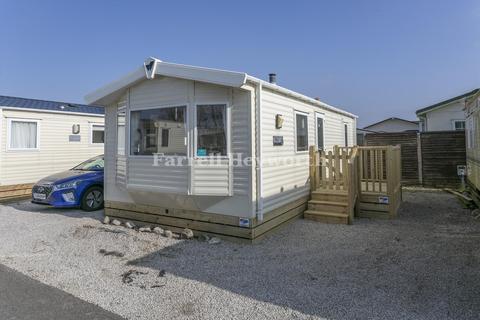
[0,263,124,320]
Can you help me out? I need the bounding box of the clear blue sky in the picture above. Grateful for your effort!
[1,0,479,127]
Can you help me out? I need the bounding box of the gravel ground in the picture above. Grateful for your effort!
[0,190,479,320]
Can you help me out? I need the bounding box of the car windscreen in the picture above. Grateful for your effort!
[73,156,104,171]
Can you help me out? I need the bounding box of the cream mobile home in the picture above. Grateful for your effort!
[465,89,480,201]
[0,96,104,200]
[86,58,357,241]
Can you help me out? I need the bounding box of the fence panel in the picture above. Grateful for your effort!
[421,131,466,188]
[364,131,466,188]
[364,132,419,185]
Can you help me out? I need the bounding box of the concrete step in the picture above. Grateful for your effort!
[308,200,348,213]
[304,210,349,224]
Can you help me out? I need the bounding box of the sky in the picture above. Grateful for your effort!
[0,0,479,127]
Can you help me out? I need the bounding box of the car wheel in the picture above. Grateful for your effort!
[81,186,104,211]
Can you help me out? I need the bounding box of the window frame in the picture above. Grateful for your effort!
[6,118,41,151]
[452,119,466,131]
[90,123,105,145]
[467,117,475,149]
[294,110,309,153]
[343,122,349,147]
[160,128,169,147]
[128,104,188,157]
[116,106,126,156]
[194,102,230,159]
[315,113,325,151]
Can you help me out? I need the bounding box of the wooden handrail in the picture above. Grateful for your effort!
[309,144,402,221]
[309,144,401,194]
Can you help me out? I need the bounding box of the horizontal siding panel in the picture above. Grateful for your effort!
[129,77,190,110]
[260,89,355,211]
[1,109,104,185]
[128,157,188,193]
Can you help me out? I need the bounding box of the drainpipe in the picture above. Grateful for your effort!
[255,83,264,222]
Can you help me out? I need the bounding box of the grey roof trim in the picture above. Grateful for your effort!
[363,117,418,130]
[84,57,357,119]
[85,60,247,106]
[0,95,103,115]
[0,106,104,117]
[416,88,480,116]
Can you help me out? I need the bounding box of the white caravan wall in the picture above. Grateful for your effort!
[423,101,465,131]
[365,118,418,132]
[0,109,104,185]
[260,88,355,213]
[104,77,253,218]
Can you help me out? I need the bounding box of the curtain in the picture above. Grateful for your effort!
[11,121,37,149]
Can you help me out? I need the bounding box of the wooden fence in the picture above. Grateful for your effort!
[309,146,353,192]
[363,132,419,184]
[357,146,402,218]
[364,131,466,188]
[309,145,402,220]
[0,183,34,202]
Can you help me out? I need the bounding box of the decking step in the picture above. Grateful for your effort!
[311,190,348,202]
[308,200,348,206]
[312,189,348,195]
[308,200,348,213]
[304,210,349,224]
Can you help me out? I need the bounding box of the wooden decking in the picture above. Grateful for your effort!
[105,195,309,243]
[0,184,34,202]
[304,189,350,224]
[307,145,402,224]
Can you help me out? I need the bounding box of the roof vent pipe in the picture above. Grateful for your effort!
[268,73,277,85]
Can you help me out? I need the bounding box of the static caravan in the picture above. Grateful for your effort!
[417,88,479,132]
[0,96,104,200]
[86,58,357,241]
[465,90,480,201]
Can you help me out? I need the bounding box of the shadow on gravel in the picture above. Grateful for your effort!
[1,200,104,222]
[128,191,480,320]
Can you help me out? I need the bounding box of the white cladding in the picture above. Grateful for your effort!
[104,77,253,217]
[102,75,356,218]
[0,108,104,185]
[260,88,355,212]
[419,100,466,132]
[364,118,418,133]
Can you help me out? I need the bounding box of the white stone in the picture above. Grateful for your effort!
[103,216,110,224]
[125,222,135,229]
[112,219,121,226]
[139,226,151,232]
[181,228,194,239]
[199,234,210,242]
[208,237,221,245]
[153,227,164,235]
[164,230,173,238]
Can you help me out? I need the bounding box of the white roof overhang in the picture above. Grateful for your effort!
[85,57,357,119]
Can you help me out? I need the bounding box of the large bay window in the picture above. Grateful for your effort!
[196,104,227,157]
[295,112,308,152]
[130,106,187,156]
[8,119,39,150]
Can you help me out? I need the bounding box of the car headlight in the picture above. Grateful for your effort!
[53,180,80,191]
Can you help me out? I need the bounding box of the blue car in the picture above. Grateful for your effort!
[32,155,104,211]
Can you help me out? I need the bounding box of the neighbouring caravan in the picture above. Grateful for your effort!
[85,58,357,241]
[465,90,480,201]
[0,95,104,200]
